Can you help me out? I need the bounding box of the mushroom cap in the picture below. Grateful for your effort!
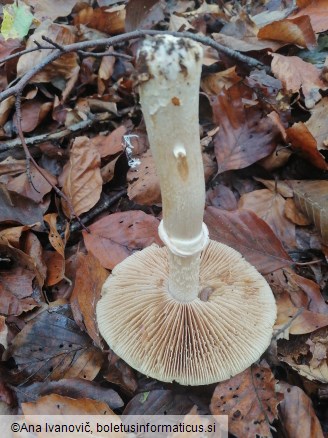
[96,240,276,386]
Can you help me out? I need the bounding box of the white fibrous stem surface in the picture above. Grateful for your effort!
[138,35,206,302]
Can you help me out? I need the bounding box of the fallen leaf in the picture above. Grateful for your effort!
[14,100,53,133]
[210,362,283,438]
[206,184,238,210]
[0,184,44,225]
[73,5,125,35]
[25,0,80,21]
[92,125,126,158]
[7,165,56,204]
[284,198,312,225]
[124,389,204,415]
[286,123,328,170]
[44,214,68,258]
[101,154,121,184]
[271,53,327,108]
[61,136,102,218]
[305,96,328,149]
[17,21,79,83]
[270,270,328,338]
[1,2,33,40]
[254,177,293,197]
[290,0,328,32]
[0,36,21,60]
[0,316,8,349]
[0,244,44,316]
[6,304,103,383]
[44,250,65,288]
[278,382,324,438]
[279,328,328,383]
[212,84,279,173]
[125,0,164,32]
[238,189,296,248]
[204,207,292,274]
[288,180,328,243]
[258,16,317,49]
[127,150,161,205]
[83,211,161,270]
[70,251,108,348]
[22,393,114,415]
[0,224,31,248]
[14,378,123,410]
[103,350,138,396]
[201,67,241,95]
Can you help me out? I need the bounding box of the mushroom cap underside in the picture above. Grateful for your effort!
[96,240,276,386]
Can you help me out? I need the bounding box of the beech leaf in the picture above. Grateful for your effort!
[83,211,161,270]
[204,206,292,274]
[61,136,102,218]
[210,363,283,438]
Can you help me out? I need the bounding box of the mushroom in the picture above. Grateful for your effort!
[96,35,276,386]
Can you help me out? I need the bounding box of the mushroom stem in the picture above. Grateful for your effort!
[138,36,208,303]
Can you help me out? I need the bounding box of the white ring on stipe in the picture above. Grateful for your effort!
[158,220,209,257]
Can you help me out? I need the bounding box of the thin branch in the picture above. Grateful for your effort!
[0,45,53,65]
[0,112,113,153]
[69,189,127,233]
[0,29,269,103]
[78,50,134,60]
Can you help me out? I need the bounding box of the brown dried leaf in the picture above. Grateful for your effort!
[44,214,68,257]
[305,97,328,149]
[127,150,161,205]
[22,394,114,415]
[284,198,312,226]
[0,244,43,316]
[270,270,328,337]
[290,0,328,32]
[13,100,52,133]
[124,389,202,415]
[279,328,328,383]
[212,84,278,173]
[206,185,237,210]
[15,378,123,409]
[254,177,293,197]
[271,53,327,108]
[44,251,65,287]
[210,363,283,438]
[286,122,328,170]
[17,22,79,83]
[201,67,241,95]
[83,211,161,270]
[0,316,8,349]
[258,16,317,49]
[70,252,108,348]
[278,382,324,438]
[104,350,138,396]
[0,184,44,225]
[73,5,125,35]
[0,225,31,248]
[92,125,126,158]
[204,207,292,274]
[101,154,121,184]
[239,189,296,248]
[25,0,80,21]
[6,304,103,383]
[7,165,56,204]
[61,136,102,218]
[125,0,165,32]
[288,180,328,243]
